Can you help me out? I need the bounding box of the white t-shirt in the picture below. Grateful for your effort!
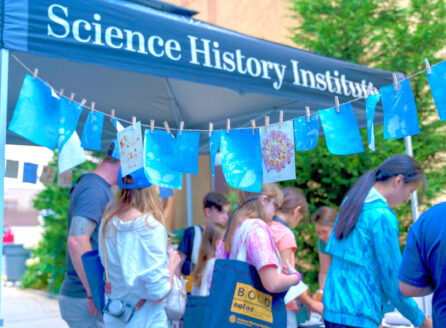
[99,214,171,328]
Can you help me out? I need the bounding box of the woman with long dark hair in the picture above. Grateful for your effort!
[323,154,432,328]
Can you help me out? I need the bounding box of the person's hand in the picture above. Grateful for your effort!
[310,299,324,316]
[167,249,181,276]
[87,296,99,316]
[418,316,432,328]
[285,259,297,275]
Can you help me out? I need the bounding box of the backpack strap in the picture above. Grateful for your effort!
[273,216,290,228]
[191,225,202,265]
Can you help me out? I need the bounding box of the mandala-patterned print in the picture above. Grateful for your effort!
[261,129,293,173]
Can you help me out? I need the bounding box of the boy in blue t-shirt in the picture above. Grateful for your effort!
[399,202,446,327]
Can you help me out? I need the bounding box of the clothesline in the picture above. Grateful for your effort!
[10,53,443,133]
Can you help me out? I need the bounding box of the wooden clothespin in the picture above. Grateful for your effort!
[163,121,171,135]
[226,119,230,134]
[305,106,311,123]
[110,109,115,122]
[425,58,432,75]
[59,88,64,97]
[150,120,155,133]
[366,82,374,98]
[79,98,87,109]
[90,101,95,114]
[209,122,213,138]
[279,110,283,127]
[392,73,399,91]
[179,121,184,136]
[32,68,38,80]
[69,92,75,104]
[251,119,256,135]
[132,116,136,129]
[335,96,340,113]
[265,115,270,132]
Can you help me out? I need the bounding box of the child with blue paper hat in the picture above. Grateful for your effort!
[99,167,181,328]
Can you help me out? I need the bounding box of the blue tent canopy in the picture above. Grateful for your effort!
[1,0,402,152]
[0,2,418,325]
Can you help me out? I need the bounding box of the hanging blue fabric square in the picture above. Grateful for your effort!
[159,187,174,199]
[144,130,183,190]
[319,103,364,155]
[81,110,105,150]
[58,97,83,151]
[209,130,222,176]
[293,114,319,151]
[173,131,200,174]
[220,129,262,193]
[8,75,61,150]
[23,162,38,184]
[380,79,420,139]
[426,61,446,121]
[366,94,381,151]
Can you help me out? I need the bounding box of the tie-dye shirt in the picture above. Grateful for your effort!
[323,187,425,328]
[216,218,278,271]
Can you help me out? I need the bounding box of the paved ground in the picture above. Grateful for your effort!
[1,285,68,328]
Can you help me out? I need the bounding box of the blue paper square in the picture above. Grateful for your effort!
[58,97,83,151]
[159,187,174,199]
[23,162,38,184]
[220,129,262,193]
[427,61,446,121]
[380,79,420,139]
[318,103,364,155]
[366,94,381,151]
[174,131,200,174]
[294,114,319,151]
[9,75,61,150]
[81,111,104,150]
[209,131,222,176]
[144,130,183,190]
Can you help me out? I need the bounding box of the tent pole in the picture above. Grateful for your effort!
[404,136,431,315]
[186,173,193,227]
[0,48,10,327]
[404,136,420,221]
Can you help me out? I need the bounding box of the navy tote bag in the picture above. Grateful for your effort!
[204,259,286,328]
[81,249,105,312]
[185,219,286,328]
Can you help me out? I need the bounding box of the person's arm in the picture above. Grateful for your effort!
[371,213,426,327]
[297,292,324,315]
[398,221,434,299]
[318,252,331,290]
[176,252,186,276]
[258,266,301,293]
[67,215,98,315]
[399,281,433,298]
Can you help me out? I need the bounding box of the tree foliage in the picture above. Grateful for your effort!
[286,0,446,291]
[21,153,99,294]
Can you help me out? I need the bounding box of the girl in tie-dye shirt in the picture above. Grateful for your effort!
[216,183,302,293]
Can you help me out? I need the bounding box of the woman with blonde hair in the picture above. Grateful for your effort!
[190,222,224,296]
[215,183,302,294]
[99,168,179,328]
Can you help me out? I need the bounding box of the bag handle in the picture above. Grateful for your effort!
[230,219,282,272]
